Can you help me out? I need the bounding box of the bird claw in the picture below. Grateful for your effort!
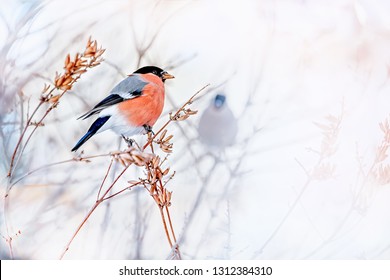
[122,135,135,147]
[143,124,154,135]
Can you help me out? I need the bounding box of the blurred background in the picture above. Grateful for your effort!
[1,0,390,259]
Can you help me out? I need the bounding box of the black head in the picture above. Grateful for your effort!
[213,94,226,109]
[134,66,174,82]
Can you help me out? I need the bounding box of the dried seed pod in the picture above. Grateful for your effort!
[132,155,145,166]
[65,61,75,72]
[73,69,87,75]
[152,193,161,205]
[164,135,173,142]
[117,157,126,167]
[167,191,172,203]
[162,167,170,176]
[150,184,156,194]
[175,114,190,121]
[59,84,72,91]
[64,54,70,66]
[55,75,65,87]
[75,59,88,67]
[160,129,167,141]
[185,108,198,115]
[128,180,140,185]
[62,75,73,86]
[96,49,105,57]
[90,62,101,67]
[156,167,163,180]
[48,95,61,103]
[42,83,50,93]
[151,171,157,183]
[152,156,160,169]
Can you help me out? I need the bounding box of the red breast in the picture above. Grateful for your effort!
[118,73,165,127]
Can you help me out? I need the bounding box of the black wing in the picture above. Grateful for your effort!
[78,94,125,119]
[77,75,147,120]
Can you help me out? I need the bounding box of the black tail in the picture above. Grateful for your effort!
[71,116,110,152]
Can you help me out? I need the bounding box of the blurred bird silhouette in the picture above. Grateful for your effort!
[198,94,238,149]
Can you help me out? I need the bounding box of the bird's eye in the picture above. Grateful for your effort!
[153,70,158,75]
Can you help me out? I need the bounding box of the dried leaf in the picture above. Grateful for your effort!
[314,122,332,131]
[64,54,70,66]
[160,129,167,140]
[150,184,156,194]
[185,108,198,115]
[128,180,140,185]
[42,83,50,93]
[55,75,64,87]
[152,194,161,205]
[62,76,73,86]
[48,95,61,103]
[163,167,170,176]
[59,84,72,91]
[175,114,189,121]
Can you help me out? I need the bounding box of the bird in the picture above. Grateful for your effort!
[198,93,238,149]
[71,66,174,151]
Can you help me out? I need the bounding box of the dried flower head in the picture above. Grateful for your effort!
[374,164,390,185]
[40,37,105,104]
[312,162,336,181]
[155,129,174,153]
[313,112,343,158]
[110,148,154,167]
[170,108,198,121]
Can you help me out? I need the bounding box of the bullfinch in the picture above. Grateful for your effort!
[71,66,174,151]
[198,94,238,148]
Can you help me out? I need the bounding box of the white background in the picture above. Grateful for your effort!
[1,0,390,260]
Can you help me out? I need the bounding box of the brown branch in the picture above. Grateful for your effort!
[159,207,173,248]
[102,182,141,201]
[165,206,177,243]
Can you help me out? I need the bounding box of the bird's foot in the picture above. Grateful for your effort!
[122,135,142,150]
[122,135,135,147]
[143,124,154,135]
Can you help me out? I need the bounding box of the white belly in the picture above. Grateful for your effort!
[97,106,147,137]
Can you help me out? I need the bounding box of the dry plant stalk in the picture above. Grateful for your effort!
[3,37,105,259]
[255,104,345,257]
[303,114,390,259]
[363,118,390,186]
[60,85,209,259]
[59,148,154,260]
[7,37,105,181]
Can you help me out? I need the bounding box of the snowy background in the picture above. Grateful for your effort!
[1,0,390,259]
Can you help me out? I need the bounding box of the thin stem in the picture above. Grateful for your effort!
[10,90,71,181]
[9,159,75,191]
[7,99,45,177]
[59,164,129,259]
[8,241,14,259]
[96,158,114,201]
[8,151,125,192]
[165,206,176,243]
[102,182,141,201]
[159,206,173,248]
